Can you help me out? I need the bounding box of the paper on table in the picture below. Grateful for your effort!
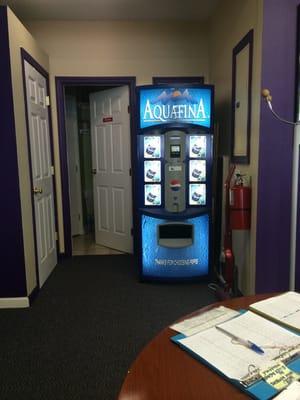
[250,292,300,331]
[273,381,300,399]
[171,306,240,336]
[259,361,300,391]
[178,311,300,380]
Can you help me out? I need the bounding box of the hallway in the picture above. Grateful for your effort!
[0,255,215,400]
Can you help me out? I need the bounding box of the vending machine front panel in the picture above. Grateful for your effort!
[136,84,214,281]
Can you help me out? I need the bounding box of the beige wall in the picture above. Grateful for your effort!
[5,6,264,294]
[7,10,263,293]
[208,0,263,294]
[25,20,210,251]
[7,8,49,295]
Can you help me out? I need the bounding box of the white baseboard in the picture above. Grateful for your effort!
[0,297,29,309]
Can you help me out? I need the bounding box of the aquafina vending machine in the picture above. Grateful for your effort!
[136,85,214,281]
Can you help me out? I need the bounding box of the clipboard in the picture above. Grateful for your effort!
[171,314,300,400]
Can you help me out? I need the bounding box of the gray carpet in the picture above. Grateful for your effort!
[0,255,216,400]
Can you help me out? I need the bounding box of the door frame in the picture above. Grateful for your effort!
[55,76,137,257]
[21,48,59,288]
[65,93,84,237]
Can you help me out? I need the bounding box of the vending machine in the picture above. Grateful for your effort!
[136,85,214,280]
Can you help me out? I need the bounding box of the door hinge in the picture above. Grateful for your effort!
[78,214,81,221]
[46,96,50,107]
[129,168,132,176]
[131,227,134,236]
[50,165,55,175]
[55,232,58,241]
[128,105,130,113]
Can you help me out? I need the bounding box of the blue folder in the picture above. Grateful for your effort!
[171,332,300,400]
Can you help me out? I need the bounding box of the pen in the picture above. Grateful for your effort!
[216,325,264,355]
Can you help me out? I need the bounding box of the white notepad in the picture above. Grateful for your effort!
[250,292,300,331]
[273,381,300,399]
[178,311,300,380]
[170,306,240,336]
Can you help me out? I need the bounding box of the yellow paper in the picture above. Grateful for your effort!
[259,362,300,391]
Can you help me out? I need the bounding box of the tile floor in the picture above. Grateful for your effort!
[72,233,124,256]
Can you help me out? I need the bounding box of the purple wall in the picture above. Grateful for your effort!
[0,6,27,297]
[296,151,300,289]
[256,0,300,292]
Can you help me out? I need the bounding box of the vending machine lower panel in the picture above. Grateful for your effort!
[141,213,209,279]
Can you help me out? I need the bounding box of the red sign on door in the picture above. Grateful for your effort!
[103,116,113,123]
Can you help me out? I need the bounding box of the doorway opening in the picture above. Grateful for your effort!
[56,77,136,257]
[65,86,123,255]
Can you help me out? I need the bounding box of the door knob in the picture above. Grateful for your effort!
[33,187,43,194]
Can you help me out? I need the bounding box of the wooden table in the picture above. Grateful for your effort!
[118,293,274,400]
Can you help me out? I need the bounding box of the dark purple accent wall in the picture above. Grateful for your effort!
[0,6,27,297]
[256,0,300,293]
[295,146,300,290]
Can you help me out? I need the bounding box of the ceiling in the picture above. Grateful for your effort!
[0,0,220,21]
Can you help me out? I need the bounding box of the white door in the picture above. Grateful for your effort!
[65,94,84,236]
[24,60,57,287]
[90,86,133,253]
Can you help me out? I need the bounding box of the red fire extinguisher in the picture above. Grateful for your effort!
[219,167,251,297]
[229,174,251,230]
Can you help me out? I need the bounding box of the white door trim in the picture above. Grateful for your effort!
[0,298,29,309]
[65,94,84,237]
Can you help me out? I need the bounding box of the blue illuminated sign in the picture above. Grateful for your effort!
[141,214,209,278]
[139,87,212,129]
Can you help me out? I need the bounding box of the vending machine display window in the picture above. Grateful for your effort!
[189,136,206,158]
[170,144,181,158]
[144,136,161,158]
[144,184,161,206]
[144,160,161,182]
[189,184,206,205]
[189,160,206,182]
